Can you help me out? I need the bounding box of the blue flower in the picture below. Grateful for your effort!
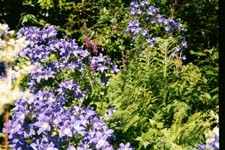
[118,143,133,150]
[6,25,131,150]
[34,121,51,135]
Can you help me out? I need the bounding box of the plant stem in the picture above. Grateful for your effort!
[163,45,168,106]
[3,62,11,150]
[4,105,9,150]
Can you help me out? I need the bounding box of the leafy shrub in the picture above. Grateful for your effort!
[102,1,219,149]
[105,38,218,149]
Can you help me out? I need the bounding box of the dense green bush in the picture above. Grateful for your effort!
[104,38,218,149]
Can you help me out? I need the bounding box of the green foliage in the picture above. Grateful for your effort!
[0,0,218,65]
[0,0,130,64]
[104,38,218,149]
[136,112,207,150]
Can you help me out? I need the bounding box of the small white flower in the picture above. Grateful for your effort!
[0,24,9,32]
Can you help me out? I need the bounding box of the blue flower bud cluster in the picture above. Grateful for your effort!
[18,26,119,89]
[7,90,126,149]
[4,26,130,149]
[17,26,58,62]
[91,53,120,74]
[126,0,187,59]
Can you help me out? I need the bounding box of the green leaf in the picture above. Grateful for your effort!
[190,50,206,56]
[123,115,139,132]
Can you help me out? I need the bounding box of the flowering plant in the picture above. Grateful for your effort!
[125,0,187,61]
[3,25,131,150]
[0,23,33,114]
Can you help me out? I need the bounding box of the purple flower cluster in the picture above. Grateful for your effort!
[29,63,56,84]
[57,80,84,101]
[7,90,130,149]
[118,143,133,150]
[126,0,187,58]
[18,26,119,89]
[5,25,130,149]
[91,53,120,74]
[17,26,57,62]
[126,19,142,37]
[27,62,85,102]
[146,37,159,48]
[17,26,57,44]
[127,0,185,35]
[18,26,89,66]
